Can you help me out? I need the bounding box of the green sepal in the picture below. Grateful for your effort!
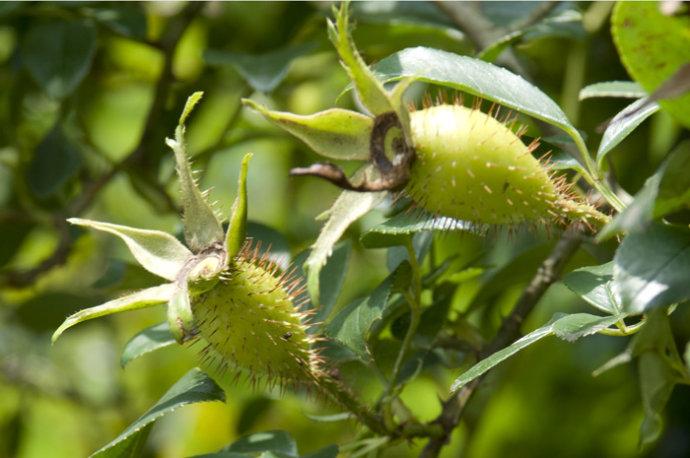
[327,1,394,116]
[225,153,252,260]
[166,92,224,253]
[242,99,371,161]
[167,279,196,343]
[52,283,176,343]
[68,218,191,281]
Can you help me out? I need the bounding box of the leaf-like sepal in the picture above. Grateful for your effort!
[167,92,224,252]
[243,99,372,161]
[327,1,393,116]
[225,153,252,260]
[167,280,195,343]
[68,218,191,281]
[52,283,176,343]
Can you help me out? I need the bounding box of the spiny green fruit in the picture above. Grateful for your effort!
[405,103,606,226]
[193,248,321,384]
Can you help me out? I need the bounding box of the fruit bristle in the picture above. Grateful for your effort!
[190,240,322,387]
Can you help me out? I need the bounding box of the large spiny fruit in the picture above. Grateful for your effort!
[193,245,321,385]
[405,104,605,226]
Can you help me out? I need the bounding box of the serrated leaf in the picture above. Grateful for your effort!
[222,430,297,457]
[69,218,191,281]
[563,262,621,314]
[226,153,252,259]
[371,46,587,162]
[92,368,225,457]
[328,1,394,115]
[450,313,621,392]
[613,223,690,314]
[327,262,411,362]
[26,125,82,198]
[242,99,372,161]
[612,2,690,128]
[579,81,646,100]
[596,97,659,167]
[22,19,97,98]
[305,181,385,305]
[167,93,224,252]
[52,284,175,343]
[361,210,473,248]
[120,322,175,367]
[206,42,317,93]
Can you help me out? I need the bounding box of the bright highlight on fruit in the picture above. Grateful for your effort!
[52,92,322,386]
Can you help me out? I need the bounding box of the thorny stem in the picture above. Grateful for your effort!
[0,2,206,288]
[420,224,585,457]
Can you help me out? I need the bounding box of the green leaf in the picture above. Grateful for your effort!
[598,140,690,240]
[328,1,394,115]
[242,99,372,161]
[226,153,252,259]
[361,210,473,248]
[303,445,339,458]
[206,42,317,93]
[631,309,689,449]
[22,19,97,98]
[92,368,225,457]
[167,93,224,253]
[222,430,297,457]
[52,283,175,343]
[327,262,411,362]
[69,218,191,281]
[167,280,194,343]
[612,1,690,128]
[450,313,622,392]
[563,262,621,315]
[26,125,82,198]
[596,97,659,167]
[86,3,147,40]
[120,322,175,368]
[613,223,690,314]
[315,241,351,322]
[305,183,385,306]
[371,47,586,159]
[579,81,646,100]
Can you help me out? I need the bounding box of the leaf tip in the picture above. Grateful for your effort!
[179,91,204,126]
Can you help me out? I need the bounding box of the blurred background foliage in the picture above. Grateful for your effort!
[0,1,688,457]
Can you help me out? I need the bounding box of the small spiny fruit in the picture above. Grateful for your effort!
[404,103,606,227]
[193,244,321,386]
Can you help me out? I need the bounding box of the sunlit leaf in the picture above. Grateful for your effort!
[69,218,191,281]
[305,182,385,305]
[450,313,622,392]
[563,262,621,315]
[167,92,224,252]
[579,81,645,100]
[92,368,225,457]
[596,97,659,167]
[371,46,586,161]
[226,153,252,259]
[328,2,394,115]
[361,210,472,248]
[120,322,175,367]
[52,283,176,343]
[242,99,372,161]
[613,223,690,314]
[612,1,690,128]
